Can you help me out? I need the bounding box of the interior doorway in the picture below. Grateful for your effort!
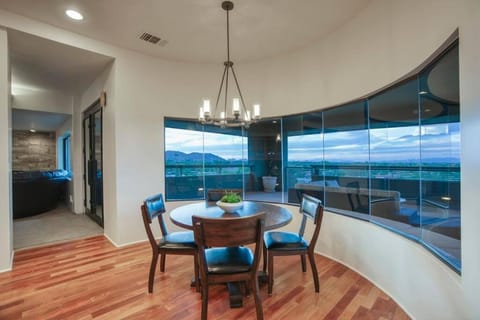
[83,100,104,227]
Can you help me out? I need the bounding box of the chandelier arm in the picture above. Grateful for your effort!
[225,64,230,118]
[214,64,229,115]
[230,65,248,114]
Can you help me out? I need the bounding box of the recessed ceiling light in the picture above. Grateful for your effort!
[29,129,36,133]
[66,9,83,20]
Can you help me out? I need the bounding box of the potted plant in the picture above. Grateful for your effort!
[216,190,243,213]
[262,176,277,192]
[263,158,280,192]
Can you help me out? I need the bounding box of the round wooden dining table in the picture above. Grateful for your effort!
[170,200,293,308]
[170,200,293,231]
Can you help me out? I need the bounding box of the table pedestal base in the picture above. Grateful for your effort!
[227,282,244,308]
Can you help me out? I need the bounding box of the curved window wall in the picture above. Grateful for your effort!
[164,41,460,271]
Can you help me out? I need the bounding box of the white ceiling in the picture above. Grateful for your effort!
[9,29,113,95]
[1,0,372,131]
[0,0,372,63]
[12,109,71,132]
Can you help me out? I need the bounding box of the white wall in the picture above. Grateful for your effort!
[0,0,479,318]
[0,28,12,271]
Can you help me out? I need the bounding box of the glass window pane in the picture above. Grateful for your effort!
[284,113,323,204]
[203,127,246,193]
[165,127,204,200]
[323,101,369,217]
[369,79,421,238]
[419,43,460,268]
[245,118,283,203]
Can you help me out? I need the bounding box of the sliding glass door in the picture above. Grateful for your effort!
[83,101,103,227]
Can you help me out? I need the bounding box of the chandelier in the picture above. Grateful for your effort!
[198,1,260,128]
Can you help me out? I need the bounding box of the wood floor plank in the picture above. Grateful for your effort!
[0,236,410,319]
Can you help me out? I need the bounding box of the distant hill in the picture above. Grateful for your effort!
[166,151,226,163]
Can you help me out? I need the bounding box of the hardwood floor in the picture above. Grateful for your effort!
[0,236,410,320]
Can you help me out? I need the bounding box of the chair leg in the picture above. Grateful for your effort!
[252,275,264,320]
[307,250,320,293]
[262,242,267,273]
[244,280,250,296]
[193,252,200,292]
[268,252,274,295]
[201,282,209,320]
[300,253,306,272]
[160,253,166,272]
[148,252,159,293]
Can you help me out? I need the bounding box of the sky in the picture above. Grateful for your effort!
[165,128,246,160]
[165,122,460,163]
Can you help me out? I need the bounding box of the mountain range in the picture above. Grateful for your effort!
[166,151,226,163]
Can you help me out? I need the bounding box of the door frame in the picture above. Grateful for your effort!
[82,99,104,227]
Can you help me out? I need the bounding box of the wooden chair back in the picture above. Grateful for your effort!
[298,193,324,247]
[141,193,168,243]
[193,213,265,248]
[193,213,266,320]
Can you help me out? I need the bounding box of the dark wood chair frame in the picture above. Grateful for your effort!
[141,193,199,293]
[263,193,324,294]
[193,213,266,320]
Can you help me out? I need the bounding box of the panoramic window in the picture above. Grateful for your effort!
[164,41,460,271]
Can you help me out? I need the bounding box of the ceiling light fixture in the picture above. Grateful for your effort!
[198,1,260,128]
[65,9,83,21]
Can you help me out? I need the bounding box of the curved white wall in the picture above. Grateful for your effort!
[239,1,480,319]
[1,0,479,318]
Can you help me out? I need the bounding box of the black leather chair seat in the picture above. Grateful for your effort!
[264,231,308,251]
[159,231,197,249]
[205,247,253,274]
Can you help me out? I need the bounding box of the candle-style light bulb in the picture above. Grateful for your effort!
[199,107,204,120]
[203,99,211,115]
[253,104,260,118]
[232,98,240,115]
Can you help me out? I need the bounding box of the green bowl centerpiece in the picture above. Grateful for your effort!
[216,191,243,213]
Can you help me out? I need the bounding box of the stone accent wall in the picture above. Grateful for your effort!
[12,130,56,171]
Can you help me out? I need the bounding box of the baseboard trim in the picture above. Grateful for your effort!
[0,250,14,273]
[103,234,149,248]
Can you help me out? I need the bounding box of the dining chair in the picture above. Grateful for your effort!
[193,213,266,320]
[346,181,369,213]
[141,193,199,293]
[263,193,324,294]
